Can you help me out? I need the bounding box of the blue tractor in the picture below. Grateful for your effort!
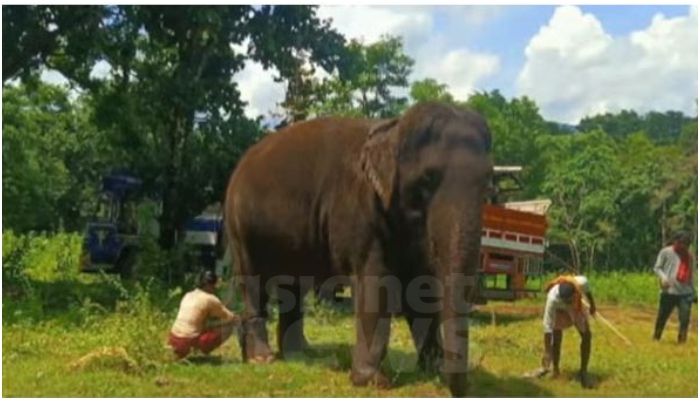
[80,173,225,278]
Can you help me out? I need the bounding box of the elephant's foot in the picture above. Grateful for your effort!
[239,317,274,363]
[350,369,391,389]
[417,347,443,375]
[280,335,310,355]
[249,354,277,364]
[277,313,309,355]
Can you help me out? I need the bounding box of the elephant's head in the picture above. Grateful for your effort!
[360,101,493,396]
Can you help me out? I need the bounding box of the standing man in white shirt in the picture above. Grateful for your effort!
[653,231,696,344]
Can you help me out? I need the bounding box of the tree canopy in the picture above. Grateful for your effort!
[3,5,697,274]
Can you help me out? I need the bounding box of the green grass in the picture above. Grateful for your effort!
[3,291,697,397]
[3,232,697,397]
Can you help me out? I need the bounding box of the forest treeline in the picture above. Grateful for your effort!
[3,5,697,273]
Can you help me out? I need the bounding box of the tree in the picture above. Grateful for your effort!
[538,130,622,273]
[578,110,643,140]
[465,90,549,199]
[2,5,106,84]
[644,110,688,144]
[2,83,108,232]
[5,6,355,252]
[311,35,414,118]
[578,109,692,144]
[409,78,455,104]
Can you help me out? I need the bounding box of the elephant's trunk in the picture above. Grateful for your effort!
[431,195,483,397]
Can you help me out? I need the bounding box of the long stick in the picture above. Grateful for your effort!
[594,311,634,346]
[547,250,634,346]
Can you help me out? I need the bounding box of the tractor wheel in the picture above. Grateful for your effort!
[116,249,137,280]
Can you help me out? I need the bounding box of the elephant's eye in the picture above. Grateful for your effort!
[420,169,442,192]
[410,169,442,204]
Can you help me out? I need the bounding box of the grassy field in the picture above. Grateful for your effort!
[3,279,697,397]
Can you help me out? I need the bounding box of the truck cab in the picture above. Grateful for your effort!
[80,173,225,278]
[80,173,142,277]
[476,166,550,303]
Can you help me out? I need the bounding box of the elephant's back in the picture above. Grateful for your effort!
[230,116,371,193]
[224,116,373,277]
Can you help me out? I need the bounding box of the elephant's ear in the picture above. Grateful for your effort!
[360,118,400,210]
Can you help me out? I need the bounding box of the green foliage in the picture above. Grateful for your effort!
[409,79,455,104]
[311,35,414,119]
[2,83,107,232]
[465,90,550,199]
[2,5,697,277]
[579,109,694,144]
[2,5,106,83]
[539,130,622,273]
[2,230,82,283]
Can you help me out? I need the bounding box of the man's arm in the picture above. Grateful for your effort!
[654,249,669,288]
[209,297,236,322]
[541,297,556,369]
[585,292,597,316]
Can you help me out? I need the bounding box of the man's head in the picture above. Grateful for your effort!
[558,281,576,303]
[198,269,219,292]
[674,231,692,250]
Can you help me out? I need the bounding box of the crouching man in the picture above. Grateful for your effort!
[168,270,239,360]
[541,274,597,389]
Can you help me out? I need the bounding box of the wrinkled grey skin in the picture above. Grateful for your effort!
[224,101,493,397]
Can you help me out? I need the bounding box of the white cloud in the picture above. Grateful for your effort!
[233,6,502,120]
[318,5,501,101]
[40,69,69,86]
[428,49,500,100]
[517,5,698,123]
[317,5,434,45]
[233,60,286,120]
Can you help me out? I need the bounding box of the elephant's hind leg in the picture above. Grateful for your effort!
[277,284,310,357]
[238,274,275,364]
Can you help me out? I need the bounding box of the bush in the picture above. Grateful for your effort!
[2,230,82,282]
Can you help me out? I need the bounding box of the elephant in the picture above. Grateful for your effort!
[223,101,493,397]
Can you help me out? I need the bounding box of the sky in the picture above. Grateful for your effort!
[235,4,698,124]
[41,4,698,125]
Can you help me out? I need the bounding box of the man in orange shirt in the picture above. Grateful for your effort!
[168,270,240,360]
[540,275,597,389]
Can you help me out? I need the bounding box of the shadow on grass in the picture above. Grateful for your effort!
[278,342,554,396]
[469,307,540,327]
[181,355,241,366]
[468,367,555,396]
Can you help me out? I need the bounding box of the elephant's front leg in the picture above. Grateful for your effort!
[277,284,310,357]
[403,294,443,375]
[350,274,392,389]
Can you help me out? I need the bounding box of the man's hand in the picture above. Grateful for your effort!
[661,279,671,289]
[589,303,597,317]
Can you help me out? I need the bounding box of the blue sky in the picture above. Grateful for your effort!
[464,5,694,98]
[472,5,688,96]
[232,5,697,123]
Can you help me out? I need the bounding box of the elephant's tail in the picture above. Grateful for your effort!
[222,186,245,282]
[220,191,244,307]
